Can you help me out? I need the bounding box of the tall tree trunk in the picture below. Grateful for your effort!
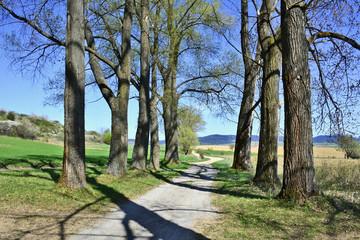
[106,0,133,176]
[60,0,86,188]
[163,68,180,164]
[85,18,129,176]
[149,69,160,169]
[131,0,150,170]
[149,3,161,170]
[278,0,320,202]
[233,0,261,171]
[162,1,180,164]
[253,0,281,187]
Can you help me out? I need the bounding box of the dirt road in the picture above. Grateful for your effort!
[69,156,222,240]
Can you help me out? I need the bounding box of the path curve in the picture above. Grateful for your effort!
[69,155,222,240]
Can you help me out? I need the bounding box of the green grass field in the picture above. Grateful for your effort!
[0,136,200,239]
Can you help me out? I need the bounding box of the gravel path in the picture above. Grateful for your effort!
[69,155,222,240]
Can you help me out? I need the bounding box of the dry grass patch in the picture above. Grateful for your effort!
[202,159,360,240]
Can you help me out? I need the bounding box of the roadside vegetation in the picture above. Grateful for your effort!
[202,152,360,239]
[0,135,201,239]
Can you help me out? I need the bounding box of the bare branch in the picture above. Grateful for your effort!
[0,2,65,46]
[308,32,360,50]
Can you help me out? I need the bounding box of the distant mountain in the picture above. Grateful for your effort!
[312,135,336,144]
[196,134,357,145]
[312,135,360,144]
[198,134,236,145]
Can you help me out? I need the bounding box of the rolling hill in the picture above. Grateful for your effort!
[197,134,359,145]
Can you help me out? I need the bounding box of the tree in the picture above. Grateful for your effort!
[232,0,261,171]
[84,0,134,176]
[177,106,205,155]
[253,0,281,187]
[131,0,151,170]
[148,3,161,170]
[278,0,320,202]
[1,0,134,177]
[337,135,360,159]
[59,0,86,188]
[153,0,233,164]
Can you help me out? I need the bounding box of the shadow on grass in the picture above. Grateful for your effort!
[0,154,109,169]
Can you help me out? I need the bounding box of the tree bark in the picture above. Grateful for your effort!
[149,3,161,170]
[232,0,261,171]
[131,0,150,170]
[253,0,281,187]
[278,0,320,202]
[161,1,180,164]
[60,0,86,188]
[106,0,133,176]
[149,69,160,169]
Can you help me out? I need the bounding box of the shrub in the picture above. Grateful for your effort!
[16,118,37,140]
[197,149,205,159]
[337,135,360,159]
[0,109,7,120]
[0,120,20,136]
[7,111,16,121]
[103,129,112,145]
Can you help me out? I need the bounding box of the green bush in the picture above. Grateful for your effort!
[103,129,111,145]
[337,135,360,159]
[7,111,16,121]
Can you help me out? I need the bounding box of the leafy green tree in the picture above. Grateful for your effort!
[337,135,360,159]
[178,127,199,155]
[178,106,205,155]
[103,129,112,145]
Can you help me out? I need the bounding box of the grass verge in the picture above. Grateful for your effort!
[202,158,360,239]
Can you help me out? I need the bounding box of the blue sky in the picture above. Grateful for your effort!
[0,51,240,139]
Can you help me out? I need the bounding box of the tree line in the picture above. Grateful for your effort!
[1,0,359,204]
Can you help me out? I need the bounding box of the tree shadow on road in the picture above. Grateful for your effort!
[151,164,266,200]
[70,174,211,240]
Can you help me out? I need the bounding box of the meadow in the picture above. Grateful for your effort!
[0,136,198,239]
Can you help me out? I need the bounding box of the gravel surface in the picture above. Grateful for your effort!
[69,156,222,240]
